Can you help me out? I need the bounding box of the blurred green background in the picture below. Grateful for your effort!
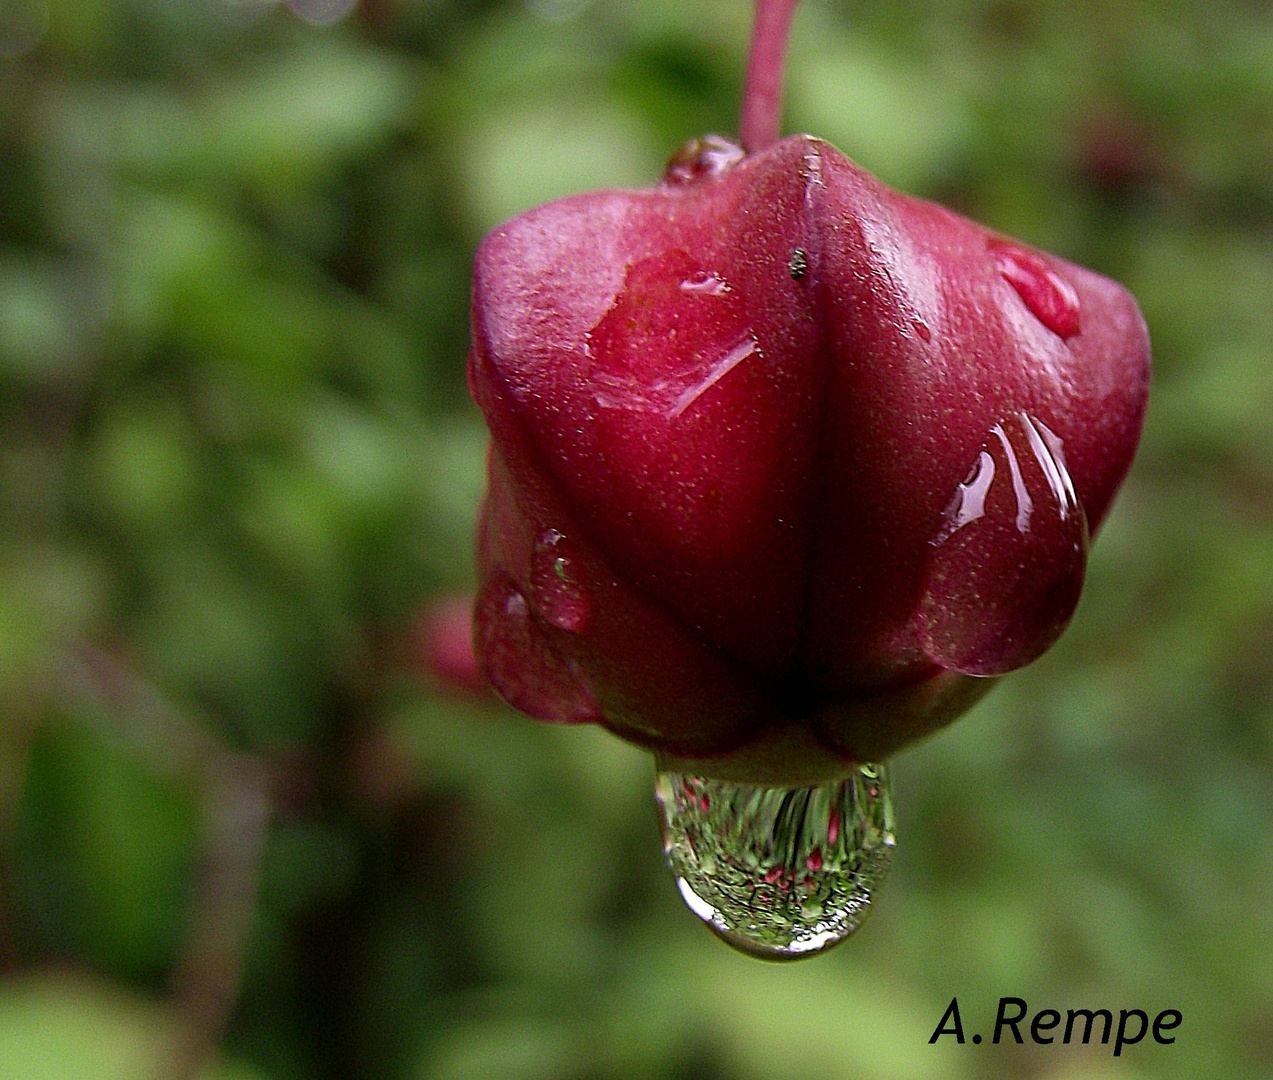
[2,0,1272,1077]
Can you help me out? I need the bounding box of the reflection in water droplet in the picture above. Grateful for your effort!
[1022,414,1078,521]
[529,529,591,631]
[995,245,1081,339]
[936,413,1081,545]
[655,763,895,959]
[991,422,1033,533]
[935,450,995,544]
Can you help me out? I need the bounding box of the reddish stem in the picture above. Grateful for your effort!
[739,0,801,153]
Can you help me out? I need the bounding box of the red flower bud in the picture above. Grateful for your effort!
[468,132,1148,785]
[468,9,1154,796]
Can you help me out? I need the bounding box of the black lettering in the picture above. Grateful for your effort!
[929,997,965,1044]
[1153,1010,1182,1044]
[994,998,1027,1044]
[1031,1009,1060,1044]
[1114,1010,1148,1057]
[1065,1008,1112,1045]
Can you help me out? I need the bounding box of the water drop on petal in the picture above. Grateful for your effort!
[680,271,731,296]
[529,529,592,631]
[921,412,1088,675]
[994,244,1081,339]
[991,421,1033,533]
[934,449,995,543]
[664,336,758,420]
[475,572,601,723]
[655,763,896,959]
[1023,414,1080,521]
[663,135,746,185]
[588,250,754,418]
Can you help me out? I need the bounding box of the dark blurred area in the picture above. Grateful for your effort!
[2,0,1273,1077]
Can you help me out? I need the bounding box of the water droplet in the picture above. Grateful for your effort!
[680,271,731,296]
[994,244,1081,339]
[587,250,758,420]
[529,529,592,631]
[655,763,896,959]
[1023,414,1079,522]
[912,319,932,343]
[921,412,1088,675]
[474,572,601,723]
[663,135,746,185]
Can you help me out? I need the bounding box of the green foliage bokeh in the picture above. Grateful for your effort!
[2,1,1273,1078]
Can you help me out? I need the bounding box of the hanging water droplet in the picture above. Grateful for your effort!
[655,763,896,960]
[529,529,592,631]
[994,244,1081,340]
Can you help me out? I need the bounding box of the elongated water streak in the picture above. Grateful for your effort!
[665,337,758,419]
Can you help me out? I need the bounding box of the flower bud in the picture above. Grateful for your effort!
[468,134,1149,785]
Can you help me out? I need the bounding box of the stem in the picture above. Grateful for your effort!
[739,0,801,153]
